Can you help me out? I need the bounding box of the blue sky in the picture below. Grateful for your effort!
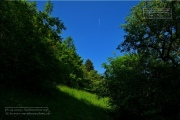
[36,1,140,74]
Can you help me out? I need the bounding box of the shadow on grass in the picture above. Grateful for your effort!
[0,86,112,120]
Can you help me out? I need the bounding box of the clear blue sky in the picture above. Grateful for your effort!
[36,1,140,74]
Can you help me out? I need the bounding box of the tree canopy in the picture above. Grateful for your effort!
[1,1,180,119]
[101,1,180,119]
[0,0,84,90]
[117,0,180,66]
[84,59,94,72]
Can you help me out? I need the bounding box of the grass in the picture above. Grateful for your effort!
[58,85,111,110]
[0,85,112,120]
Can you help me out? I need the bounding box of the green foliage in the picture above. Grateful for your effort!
[82,59,105,93]
[118,0,180,66]
[86,70,102,92]
[58,37,84,87]
[1,1,58,88]
[102,1,180,118]
[0,0,82,91]
[85,59,94,72]
[80,63,105,93]
[106,1,180,119]
[102,54,180,119]
[0,1,112,119]
[43,0,53,15]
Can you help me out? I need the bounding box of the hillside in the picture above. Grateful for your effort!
[0,85,112,120]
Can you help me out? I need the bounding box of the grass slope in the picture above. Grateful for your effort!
[0,85,112,120]
[59,85,111,110]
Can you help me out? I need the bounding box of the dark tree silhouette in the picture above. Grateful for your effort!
[85,59,94,72]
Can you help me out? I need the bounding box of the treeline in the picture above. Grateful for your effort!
[1,0,180,119]
[100,1,180,119]
[0,0,103,92]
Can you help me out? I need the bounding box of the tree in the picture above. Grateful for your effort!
[84,59,94,72]
[54,36,84,87]
[63,37,76,50]
[117,0,180,66]
[0,0,66,90]
[102,53,180,119]
[102,54,147,119]
[111,0,180,119]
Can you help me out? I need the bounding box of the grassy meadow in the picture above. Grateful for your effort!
[0,85,112,120]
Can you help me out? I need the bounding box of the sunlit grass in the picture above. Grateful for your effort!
[58,85,111,110]
[0,85,112,120]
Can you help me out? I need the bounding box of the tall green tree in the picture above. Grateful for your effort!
[0,0,66,90]
[117,0,180,66]
[54,36,84,87]
[84,59,94,72]
[102,0,180,119]
[102,53,180,119]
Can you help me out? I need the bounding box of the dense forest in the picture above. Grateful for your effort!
[0,0,180,120]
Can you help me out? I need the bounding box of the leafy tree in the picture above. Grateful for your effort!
[86,70,103,93]
[101,1,180,119]
[102,54,145,119]
[85,59,94,72]
[117,0,180,66]
[54,36,84,87]
[63,36,76,50]
[0,0,66,90]
[79,63,104,93]
[102,54,180,119]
